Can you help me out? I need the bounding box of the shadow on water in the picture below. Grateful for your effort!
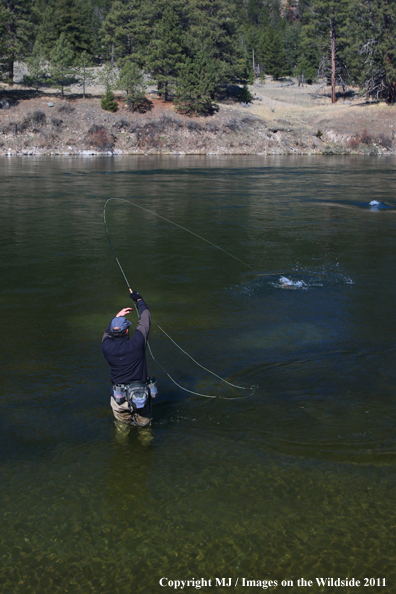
[313,198,396,211]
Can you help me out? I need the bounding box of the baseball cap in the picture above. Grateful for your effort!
[110,316,131,334]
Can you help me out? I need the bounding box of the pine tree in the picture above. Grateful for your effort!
[293,22,320,85]
[100,0,148,63]
[117,60,146,111]
[185,0,246,91]
[300,0,351,102]
[97,61,118,110]
[354,0,396,103]
[34,2,58,57]
[1,0,36,83]
[283,21,301,75]
[261,26,288,80]
[246,0,270,27]
[239,82,253,102]
[238,0,287,76]
[101,89,118,111]
[49,32,75,98]
[96,61,118,91]
[174,51,217,114]
[270,0,283,28]
[75,50,95,98]
[294,54,318,85]
[35,0,99,58]
[146,7,186,101]
[23,40,47,91]
[0,3,9,74]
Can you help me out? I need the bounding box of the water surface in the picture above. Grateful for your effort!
[1,155,396,593]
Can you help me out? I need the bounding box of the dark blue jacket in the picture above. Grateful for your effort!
[102,299,151,385]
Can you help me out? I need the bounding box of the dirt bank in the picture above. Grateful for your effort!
[0,78,395,156]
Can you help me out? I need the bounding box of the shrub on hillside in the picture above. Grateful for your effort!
[51,117,63,128]
[113,119,130,130]
[101,90,117,112]
[378,133,393,149]
[359,129,372,144]
[32,110,46,124]
[239,84,253,104]
[20,111,46,131]
[58,103,75,114]
[85,125,114,151]
[224,118,242,132]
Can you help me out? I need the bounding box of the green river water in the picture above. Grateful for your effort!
[1,155,396,593]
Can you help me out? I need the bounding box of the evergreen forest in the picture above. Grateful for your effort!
[1,0,396,113]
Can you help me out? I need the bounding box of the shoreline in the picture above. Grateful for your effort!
[1,150,394,156]
[0,148,394,156]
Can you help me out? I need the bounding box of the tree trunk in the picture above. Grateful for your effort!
[385,0,395,103]
[8,59,14,85]
[388,82,396,104]
[330,18,336,103]
[7,12,14,85]
[252,48,255,77]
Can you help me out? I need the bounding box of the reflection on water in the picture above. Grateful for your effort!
[1,155,396,593]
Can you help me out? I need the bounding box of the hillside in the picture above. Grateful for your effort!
[0,78,395,156]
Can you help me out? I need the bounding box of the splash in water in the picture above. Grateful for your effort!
[369,200,383,210]
[278,276,307,289]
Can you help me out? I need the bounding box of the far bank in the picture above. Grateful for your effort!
[0,79,395,156]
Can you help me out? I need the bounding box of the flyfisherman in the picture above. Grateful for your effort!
[102,289,152,427]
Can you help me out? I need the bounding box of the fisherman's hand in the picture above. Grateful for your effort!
[129,289,142,302]
[116,307,133,317]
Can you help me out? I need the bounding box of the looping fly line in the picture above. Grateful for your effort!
[103,197,253,400]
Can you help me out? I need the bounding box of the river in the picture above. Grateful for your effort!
[1,155,396,593]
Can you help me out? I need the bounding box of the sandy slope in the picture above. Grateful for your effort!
[243,79,396,144]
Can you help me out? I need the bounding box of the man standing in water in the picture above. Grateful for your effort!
[102,290,152,427]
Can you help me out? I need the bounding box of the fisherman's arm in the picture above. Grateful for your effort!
[130,290,151,345]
